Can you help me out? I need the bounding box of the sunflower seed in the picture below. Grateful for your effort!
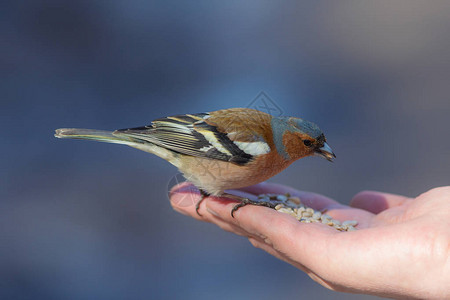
[276,195,288,202]
[342,220,358,227]
[258,194,358,232]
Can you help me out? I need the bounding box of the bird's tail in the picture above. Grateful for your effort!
[54,128,137,146]
[54,128,178,164]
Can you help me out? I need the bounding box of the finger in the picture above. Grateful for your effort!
[249,235,350,293]
[169,182,207,220]
[350,190,412,214]
[169,183,292,240]
[174,184,383,292]
[206,205,255,237]
[247,237,311,271]
[236,182,343,211]
[170,184,253,237]
[205,197,340,269]
[169,182,255,223]
[207,197,393,293]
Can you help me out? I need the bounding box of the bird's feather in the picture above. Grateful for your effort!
[114,109,272,165]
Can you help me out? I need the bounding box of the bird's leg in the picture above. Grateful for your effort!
[221,193,278,218]
[195,189,210,216]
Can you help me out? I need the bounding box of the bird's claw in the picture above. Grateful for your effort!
[195,189,210,216]
[196,191,285,218]
[230,198,277,218]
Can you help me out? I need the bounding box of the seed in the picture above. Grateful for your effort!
[312,211,322,220]
[277,208,292,214]
[321,214,332,220]
[332,220,341,226]
[302,211,313,218]
[257,193,358,232]
[342,220,358,227]
[288,196,301,205]
[275,204,284,210]
[276,195,288,202]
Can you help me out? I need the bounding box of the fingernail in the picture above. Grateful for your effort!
[171,192,198,209]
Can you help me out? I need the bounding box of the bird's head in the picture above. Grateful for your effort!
[271,116,335,162]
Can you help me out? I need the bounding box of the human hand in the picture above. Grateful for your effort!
[170,183,450,299]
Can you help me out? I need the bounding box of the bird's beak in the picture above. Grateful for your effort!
[315,142,336,162]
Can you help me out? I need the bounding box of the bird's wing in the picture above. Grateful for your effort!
[113,109,272,165]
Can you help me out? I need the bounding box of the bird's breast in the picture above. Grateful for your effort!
[176,152,292,195]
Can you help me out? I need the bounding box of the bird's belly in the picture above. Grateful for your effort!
[177,156,290,195]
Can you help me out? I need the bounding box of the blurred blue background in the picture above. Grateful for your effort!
[2,1,449,299]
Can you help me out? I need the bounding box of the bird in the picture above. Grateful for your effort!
[55,107,335,217]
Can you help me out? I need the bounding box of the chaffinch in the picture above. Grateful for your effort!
[55,107,335,216]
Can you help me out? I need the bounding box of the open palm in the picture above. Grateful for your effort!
[170,182,450,299]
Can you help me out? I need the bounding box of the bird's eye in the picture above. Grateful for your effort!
[303,140,312,147]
